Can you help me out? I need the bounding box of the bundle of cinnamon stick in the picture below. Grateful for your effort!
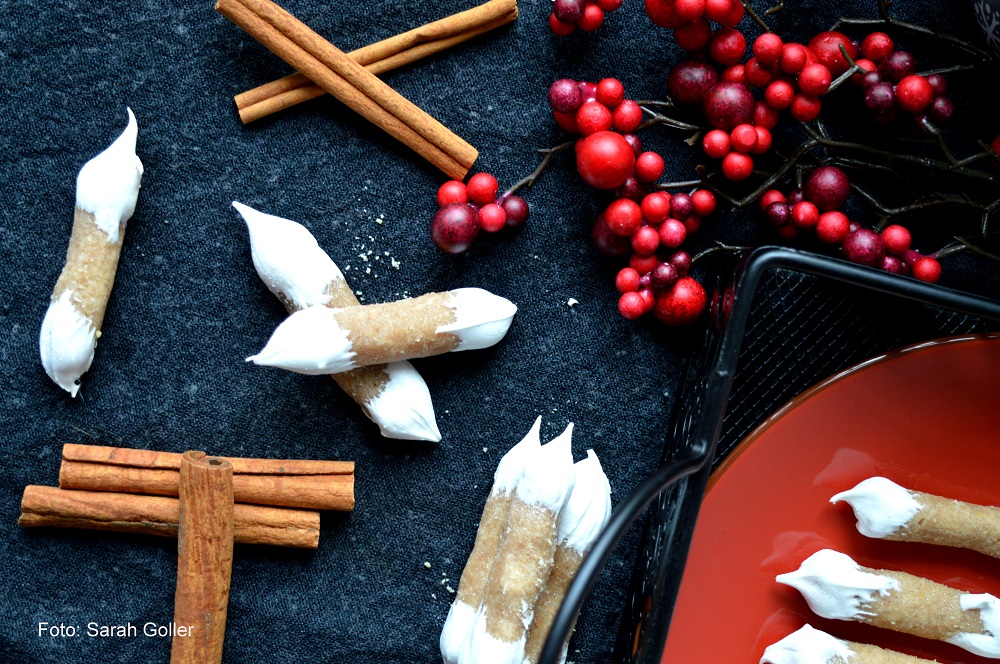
[19,443,355,550]
[216,0,497,179]
[235,0,518,124]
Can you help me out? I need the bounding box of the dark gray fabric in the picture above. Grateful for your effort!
[1,0,997,662]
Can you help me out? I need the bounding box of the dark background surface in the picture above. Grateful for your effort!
[1,0,998,662]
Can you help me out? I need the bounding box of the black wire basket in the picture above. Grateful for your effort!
[537,246,1000,664]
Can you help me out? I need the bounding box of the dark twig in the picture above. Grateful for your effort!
[741,0,772,32]
[506,141,574,195]
[638,106,702,132]
[691,241,748,265]
[634,99,677,109]
[764,0,784,16]
[918,118,961,167]
[916,64,976,77]
[828,44,865,93]
[653,179,703,191]
[936,232,1000,260]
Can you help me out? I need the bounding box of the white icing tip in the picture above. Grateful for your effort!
[459,608,526,664]
[776,549,899,621]
[437,288,517,351]
[830,477,922,539]
[516,423,576,511]
[39,291,96,397]
[492,416,543,494]
[75,108,143,243]
[440,600,477,664]
[248,305,355,375]
[760,625,854,664]
[946,593,1000,658]
[558,450,613,553]
[366,361,441,442]
[232,201,345,310]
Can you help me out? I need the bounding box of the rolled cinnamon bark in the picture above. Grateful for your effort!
[59,443,354,511]
[20,486,319,549]
[171,452,234,664]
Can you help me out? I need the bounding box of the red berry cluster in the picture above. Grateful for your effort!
[430,173,529,254]
[548,78,645,139]
[760,165,941,282]
[549,0,623,35]
[854,33,954,128]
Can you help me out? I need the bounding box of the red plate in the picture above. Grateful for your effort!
[662,335,1000,663]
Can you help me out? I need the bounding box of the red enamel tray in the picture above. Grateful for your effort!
[662,335,1000,663]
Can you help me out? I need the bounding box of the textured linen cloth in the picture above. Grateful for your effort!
[0,0,997,662]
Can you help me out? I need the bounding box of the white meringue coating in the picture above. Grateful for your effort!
[76,108,143,243]
[436,288,517,351]
[831,477,922,539]
[39,290,95,397]
[947,593,1000,658]
[557,450,612,553]
[776,549,899,620]
[492,417,543,496]
[515,424,576,512]
[247,305,354,374]
[760,625,854,664]
[364,361,440,442]
[440,600,478,664]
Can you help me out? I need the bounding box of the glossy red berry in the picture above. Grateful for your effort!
[548,79,583,114]
[722,64,746,84]
[674,0,706,21]
[635,151,666,182]
[779,43,809,75]
[764,80,795,109]
[616,267,641,293]
[764,202,790,227]
[670,193,694,219]
[641,192,672,224]
[501,196,529,228]
[808,31,858,76]
[467,173,499,205]
[744,58,774,87]
[673,18,712,52]
[704,0,733,23]
[632,226,661,254]
[790,94,822,122]
[618,292,647,320]
[553,0,585,25]
[805,165,850,211]
[596,78,626,107]
[722,152,754,181]
[709,28,747,66]
[692,189,716,216]
[597,0,623,9]
[669,250,692,276]
[650,262,680,291]
[645,0,682,28]
[437,180,468,206]
[752,126,772,155]
[718,0,744,27]
[878,51,916,82]
[895,75,934,113]
[912,256,941,283]
[605,198,643,236]
[703,82,755,130]
[791,201,819,228]
[881,224,912,255]
[478,203,507,232]
[593,214,631,257]
[843,228,886,267]
[431,203,480,254]
[612,100,643,133]
[730,123,758,153]
[815,211,850,244]
[760,189,785,210]
[549,13,576,36]
[926,74,948,96]
[753,101,779,129]
[655,277,707,326]
[861,32,894,62]
[630,252,660,274]
[703,129,731,159]
[753,33,784,65]
[576,101,614,135]
[658,218,687,248]
[798,63,832,97]
[576,131,636,189]
[553,110,580,134]
[578,4,604,31]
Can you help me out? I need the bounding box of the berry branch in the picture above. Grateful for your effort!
[506,141,576,196]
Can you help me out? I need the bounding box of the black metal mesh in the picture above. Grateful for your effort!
[615,264,996,664]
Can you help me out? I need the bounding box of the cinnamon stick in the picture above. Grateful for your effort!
[171,452,233,664]
[215,0,478,179]
[59,443,354,511]
[234,0,517,124]
[20,486,319,549]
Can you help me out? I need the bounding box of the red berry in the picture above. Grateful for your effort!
[655,277,707,326]
[674,0,706,22]
[709,28,747,66]
[790,94,822,122]
[753,100,780,129]
[704,0,733,23]
[702,129,731,159]
[605,198,643,236]
[593,214,632,257]
[670,192,694,219]
[861,32,894,62]
[576,100,614,135]
[843,228,886,267]
[632,226,661,254]
[753,33,784,65]
[623,133,643,156]
[744,58,774,87]
[431,203,480,254]
[912,256,941,283]
[926,74,948,96]
[549,79,583,114]
[618,292,647,320]
[597,0,623,10]
[805,165,850,211]
[752,126,772,154]
[578,81,598,103]
[641,192,672,224]
[759,189,785,210]
[549,12,576,35]
[612,100,643,133]
[764,201,790,227]
[692,189,717,216]
[878,51,916,82]
[616,267,641,293]
[722,151,754,181]
[615,175,647,201]
[896,75,934,113]
[729,123,758,153]
[851,59,877,85]
[437,180,468,206]
[576,131,636,189]
[673,18,712,52]
[578,4,604,31]
[703,82,755,130]
[798,63,832,96]
[791,201,819,228]
[718,0,744,27]
[815,211,850,244]
[467,173,499,205]
[501,195,530,228]
[479,203,507,232]
[779,43,809,75]
[650,262,680,291]
[553,110,580,134]
[637,287,656,313]
[635,151,666,182]
[645,0,682,28]
[630,252,660,274]
[554,0,585,24]
[764,80,795,109]
[722,64,746,84]
[658,218,687,248]
[668,60,720,106]
[808,31,858,76]
[669,250,692,275]
[683,215,701,234]
[881,224,912,255]
[596,78,626,107]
